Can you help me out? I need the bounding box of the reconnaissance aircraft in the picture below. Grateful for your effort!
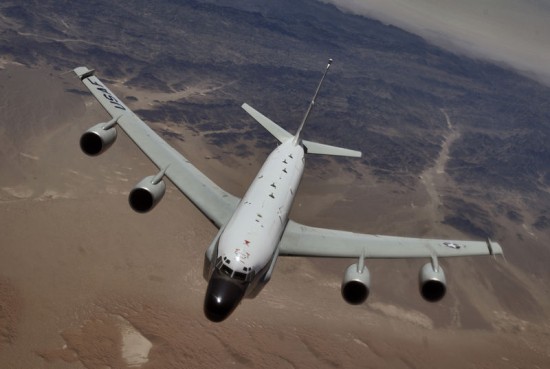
[74,60,502,322]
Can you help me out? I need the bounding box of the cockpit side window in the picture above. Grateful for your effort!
[245,270,256,282]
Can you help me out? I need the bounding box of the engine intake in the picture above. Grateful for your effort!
[80,122,117,156]
[341,263,370,305]
[129,176,166,213]
[419,262,447,302]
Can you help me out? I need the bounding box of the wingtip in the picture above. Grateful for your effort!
[73,66,95,80]
[486,237,505,260]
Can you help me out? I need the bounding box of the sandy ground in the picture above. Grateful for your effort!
[1,64,549,368]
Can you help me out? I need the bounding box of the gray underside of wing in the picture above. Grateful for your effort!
[75,67,239,228]
[279,220,503,259]
[117,113,239,227]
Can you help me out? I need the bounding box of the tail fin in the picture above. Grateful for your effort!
[241,59,362,158]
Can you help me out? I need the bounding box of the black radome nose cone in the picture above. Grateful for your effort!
[204,276,245,322]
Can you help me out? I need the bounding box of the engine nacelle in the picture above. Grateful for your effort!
[80,123,117,156]
[419,262,447,302]
[128,176,166,213]
[341,263,371,305]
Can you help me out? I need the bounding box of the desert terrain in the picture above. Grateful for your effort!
[0,0,550,367]
[0,61,549,368]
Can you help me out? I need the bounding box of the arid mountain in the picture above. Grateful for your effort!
[0,1,549,368]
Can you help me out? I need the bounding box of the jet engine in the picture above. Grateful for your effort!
[129,175,166,213]
[80,122,117,156]
[419,262,447,302]
[341,263,371,305]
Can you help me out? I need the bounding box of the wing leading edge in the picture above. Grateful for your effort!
[74,67,239,227]
[279,220,503,259]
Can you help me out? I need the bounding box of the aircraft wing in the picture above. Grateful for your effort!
[279,220,503,258]
[74,67,240,228]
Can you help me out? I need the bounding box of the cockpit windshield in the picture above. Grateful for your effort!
[233,271,247,281]
[220,263,233,277]
[215,256,255,282]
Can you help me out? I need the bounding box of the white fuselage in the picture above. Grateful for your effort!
[216,139,305,289]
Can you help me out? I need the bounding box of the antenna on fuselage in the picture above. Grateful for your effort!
[293,58,333,144]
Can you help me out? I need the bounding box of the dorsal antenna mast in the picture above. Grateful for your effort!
[293,58,333,144]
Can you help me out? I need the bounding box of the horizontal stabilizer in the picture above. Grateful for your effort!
[242,103,292,143]
[302,140,362,157]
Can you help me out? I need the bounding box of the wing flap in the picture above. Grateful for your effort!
[75,67,239,227]
[279,220,503,258]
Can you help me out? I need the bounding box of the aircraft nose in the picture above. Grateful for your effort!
[204,274,246,322]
